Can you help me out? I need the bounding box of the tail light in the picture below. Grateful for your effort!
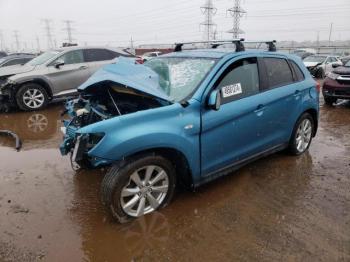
[135,57,144,64]
[315,80,321,93]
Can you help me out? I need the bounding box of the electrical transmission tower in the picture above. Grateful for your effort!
[63,20,75,43]
[42,19,54,49]
[13,30,20,52]
[200,0,217,43]
[227,0,246,38]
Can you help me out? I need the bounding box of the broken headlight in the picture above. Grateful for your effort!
[86,132,105,150]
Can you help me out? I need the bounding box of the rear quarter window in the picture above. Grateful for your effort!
[264,57,294,88]
[289,60,305,82]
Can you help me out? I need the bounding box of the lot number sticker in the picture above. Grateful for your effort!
[221,83,242,98]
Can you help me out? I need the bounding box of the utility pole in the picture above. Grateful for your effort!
[0,30,4,50]
[42,19,54,49]
[328,22,333,46]
[36,36,41,52]
[227,0,246,39]
[200,0,217,43]
[63,20,75,43]
[13,30,20,52]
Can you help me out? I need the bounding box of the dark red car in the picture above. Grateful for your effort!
[323,60,350,105]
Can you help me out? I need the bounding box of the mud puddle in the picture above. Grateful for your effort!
[0,100,349,262]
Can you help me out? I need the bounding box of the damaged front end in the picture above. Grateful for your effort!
[0,78,17,112]
[60,58,172,169]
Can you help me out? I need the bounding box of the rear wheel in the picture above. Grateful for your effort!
[324,95,337,106]
[101,154,176,223]
[289,113,314,155]
[16,83,49,111]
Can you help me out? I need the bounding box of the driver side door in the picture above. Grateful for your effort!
[47,49,92,95]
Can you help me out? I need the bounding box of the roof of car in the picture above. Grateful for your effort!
[162,49,288,59]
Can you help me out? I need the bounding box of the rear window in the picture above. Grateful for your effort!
[264,58,294,88]
[290,61,305,82]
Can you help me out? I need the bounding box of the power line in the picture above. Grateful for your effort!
[63,20,75,43]
[41,18,54,49]
[200,0,217,43]
[227,0,246,38]
[13,30,20,51]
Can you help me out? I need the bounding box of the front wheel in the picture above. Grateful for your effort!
[16,83,49,111]
[101,155,176,223]
[288,113,315,155]
[323,95,337,106]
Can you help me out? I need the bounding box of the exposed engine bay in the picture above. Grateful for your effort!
[65,81,170,129]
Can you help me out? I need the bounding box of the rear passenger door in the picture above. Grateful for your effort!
[83,48,119,74]
[257,56,303,146]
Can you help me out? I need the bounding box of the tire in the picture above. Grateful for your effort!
[323,95,337,106]
[16,83,49,111]
[288,113,315,156]
[101,154,176,223]
[317,68,325,79]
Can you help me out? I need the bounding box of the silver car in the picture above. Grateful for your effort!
[0,46,133,111]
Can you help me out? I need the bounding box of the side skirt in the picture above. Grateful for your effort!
[195,143,288,188]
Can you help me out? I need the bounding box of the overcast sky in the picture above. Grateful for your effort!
[0,0,349,51]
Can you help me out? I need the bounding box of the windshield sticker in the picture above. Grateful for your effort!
[221,83,242,98]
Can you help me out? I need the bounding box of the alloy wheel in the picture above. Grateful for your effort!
[22,88,45,109]
[120,165,169,217]
[295,118,312,153]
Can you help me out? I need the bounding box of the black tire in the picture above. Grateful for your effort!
[288,113,315,156]
[317,68,325,79]
[16,83,49,111]
[323,95,337,106]
[101,154,176,223]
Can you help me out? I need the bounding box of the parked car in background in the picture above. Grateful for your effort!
[0,51,7,58]
[323,60,350,105]
[340,55,350,66]
[142,51,162,62]
[303,55,342,78]
[0,46,134,111]
[0,53,36,68]
[60,41,319,222]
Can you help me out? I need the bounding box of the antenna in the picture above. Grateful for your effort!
[227,0,246,39]
[200,0,217,44]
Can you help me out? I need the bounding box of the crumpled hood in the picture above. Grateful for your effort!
[0,64,35,77]
[78,57,172,102]
[304,62,320,67]
[333,66,350,75]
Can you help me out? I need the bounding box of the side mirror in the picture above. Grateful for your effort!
[332,63,341,68]
[53,60,65,69]
[208,90,221,111]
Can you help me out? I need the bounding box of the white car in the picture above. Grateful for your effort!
[303,55,342,78]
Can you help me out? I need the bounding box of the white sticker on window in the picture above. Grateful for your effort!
[221,83,242,98]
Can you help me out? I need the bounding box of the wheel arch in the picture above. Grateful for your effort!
[303,108,318,137]
[122,147,194,189]
[16,79,53,99]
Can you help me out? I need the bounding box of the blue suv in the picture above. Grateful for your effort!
[60,40,319,222]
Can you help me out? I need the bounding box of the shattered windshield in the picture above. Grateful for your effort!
[144,57,217,102]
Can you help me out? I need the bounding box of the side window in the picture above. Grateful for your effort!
[84,49,117,62]
[54,50,84,65]
[2,59,21,67]
[290,60,305,82]
[216,57,260,104]
[264,58,294,88]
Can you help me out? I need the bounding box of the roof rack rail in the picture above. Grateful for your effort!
[174,39,277,52]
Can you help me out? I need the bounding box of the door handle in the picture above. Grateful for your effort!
[254,104,265,113]
[79,66,88,70]
[293,90,301,97]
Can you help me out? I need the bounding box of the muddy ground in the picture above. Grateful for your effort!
[0,97,349,262]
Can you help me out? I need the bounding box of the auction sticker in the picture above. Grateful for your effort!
[221,83,242,98]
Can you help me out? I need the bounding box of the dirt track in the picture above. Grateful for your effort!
[0,98,349,261]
